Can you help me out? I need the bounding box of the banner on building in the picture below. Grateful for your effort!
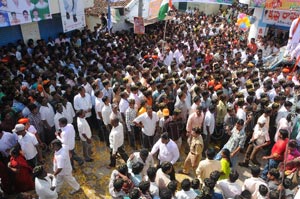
[262,10,299,27]
[172,0,233,5]
[148,0,163,19]
[59,0,86,32]
[250,0,300,10]
[0,0,52,27]
[134,17,145,34]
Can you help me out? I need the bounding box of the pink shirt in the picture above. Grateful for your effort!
[186,112,204,132]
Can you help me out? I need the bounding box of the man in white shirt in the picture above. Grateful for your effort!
[54,103,65,131]
[55,117,84,168]
[73,86,92,124]
[33,165,58,199]
[175,179,197,199]
[151,132,179,181]
[119,91,129,121]
[134,105,159,149]
[217,170,242,198]
[51,139,81,195]
[127,148,154,179]
[13,124,43,168]
[243,166,267,195]
[94,90,108,143]
[203,105,216,152]
[77,110,93,162]
[39,97,55,144]
[108,117,129,168]
[62,98,75,125]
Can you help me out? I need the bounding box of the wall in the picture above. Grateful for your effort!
[248,8,264,41]
[185,3,220,15]
[20,22,41,44]
[50,0,94,14]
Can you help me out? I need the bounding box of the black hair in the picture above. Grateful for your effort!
[258,184,268,197]
[161,162,172,173]
[269,190,280,199]
[140,148,149,158]
[58,117,68,125]
[206,148,216,160]
[161,132,169,140]
[113,178,124,191]
[240,190,251,199]
[251,166,261,177]
[221,148,232,167]
[191,179,200,189]
[268,168,280,180]
[147,167,157,181]
[117,164,128,175]
[139,181,150,194]
[236,119,244,126]
[132,162,144,175]
[210,170,221,182]
[129,188,141,199]
[160,188,173,199]
[167,181,177,194]
[279,129,289,139]
[181,179,191,191]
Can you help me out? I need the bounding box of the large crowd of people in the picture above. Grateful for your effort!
[0,3,300,199]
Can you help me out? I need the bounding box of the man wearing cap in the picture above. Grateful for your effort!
[162,108,185,150]
[33,165,58,199]
[13,123,43,168]
[18,117,43,146]
[51,139,82,195]
[239,116,271,167]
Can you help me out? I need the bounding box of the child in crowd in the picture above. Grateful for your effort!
[220,148,231,180]
[191,179,201,195]
[257,184,268,199]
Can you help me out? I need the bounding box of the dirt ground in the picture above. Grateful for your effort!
[7,134,269,199]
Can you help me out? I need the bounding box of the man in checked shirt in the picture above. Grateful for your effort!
[163,109,185,150]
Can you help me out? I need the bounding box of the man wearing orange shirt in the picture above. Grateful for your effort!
[247,38,258,55]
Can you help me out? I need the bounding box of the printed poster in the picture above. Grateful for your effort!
[250,0,300,10]
[59,0,86,32]
[134,17,145,34]
[263,9,300,27]
[0,0,52,27]
[148,0,163,19]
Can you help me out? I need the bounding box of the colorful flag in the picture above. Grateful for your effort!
[158,0,172,20]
